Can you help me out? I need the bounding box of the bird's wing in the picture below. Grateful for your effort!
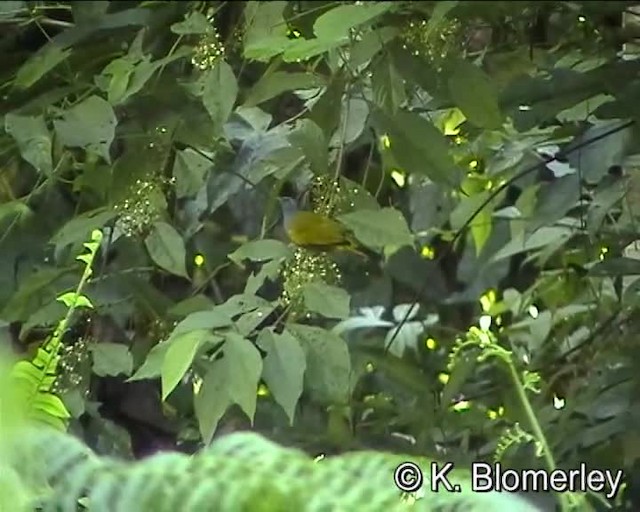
[290,211,346,246]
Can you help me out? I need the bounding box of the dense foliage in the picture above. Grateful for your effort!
[2,1,640,510]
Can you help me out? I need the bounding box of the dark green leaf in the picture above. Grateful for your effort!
[245,71,324,107]
[448,59,502,129]
[372,110,459,184]
[372,54,406,114]
[194,333,262,443]
[228,239,292,265]
[4,114,53,175]
[91,343,133,377]
[303,283,350,319]
[201,61,238,135]
[144,222,188,278]
[14,44,72,89]
[173,149,211,198]
[53,96,117,163]
[50,208,116,253]
[338,207,413,251]
[171,11,212,35]
[287,324,351,404]
[257,329,306,424]
[288,119,329,175]
[162,329,212,400]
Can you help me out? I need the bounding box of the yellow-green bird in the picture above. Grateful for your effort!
[278,197,365,255]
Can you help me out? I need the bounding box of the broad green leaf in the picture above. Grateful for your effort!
[171,11,212,34]
[171,310,232,337]
[243,1,290,62]
[282,38,347,63]
[330,98,370,146]
[491,226,572,263]
[591,257,640,276]
[286,324,351,404]
[91,343,133,377]
[53,96,117,163]
[161,329,212,400]
[20,300,66,340]
[245,259,282,296]
[257,329,306,424]
[313,2,393,40]
[173,149,211,198]
[1,267,72,322]
[4,114,52,175]
[288,119,328,175]
[372,110,459,184]
[14,44,72,89]
[424,1,459,40]
[168,295,216,317]
[244,71,324,107]
[448,59,502,129]
[215,294,272,319]
[144,222,188,278]
[450,190,494,255]
[201,61,238,133]
[338,207,413,251]
[128,340,171,381]
[194,333,263,443]
[228,239,291,265]
[350,26,399,68]
[303,283,350,319]
[235,305,276,336]
[50,208,116,252]
[372,54,406,114]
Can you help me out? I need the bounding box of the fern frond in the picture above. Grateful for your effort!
[12,427,546,512]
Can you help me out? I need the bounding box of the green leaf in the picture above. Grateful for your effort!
[371,53,406,114]
[128,341,170,381]
[91,343,133,377]
[372,110,459,184]
[194,333,263,443]
[56,292,93,309]
[286,324,351,404]
[145,222,188,278]
[53,96,117,163]
[450,191,494,255]
[14,44,72,89]
[201,61,238,134]
[491,226,572,263]
[338,207,413,252]
[171,309,232,337]
[161,329,212,400]
[243,1,290,62]
[303,283,350,319]
[173,149,211,198]
[50,208,116,253]
[313,2,393,40]
[171,11,212,35]
[4,114,52,174]
[448,59,502,129]
[288,119,329,175]
[245,259,282,296]
[228,239,291,265]
[256,329,306,424]
[331,98,370,147]
[244,71,324,107]
[282,38,346,63]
